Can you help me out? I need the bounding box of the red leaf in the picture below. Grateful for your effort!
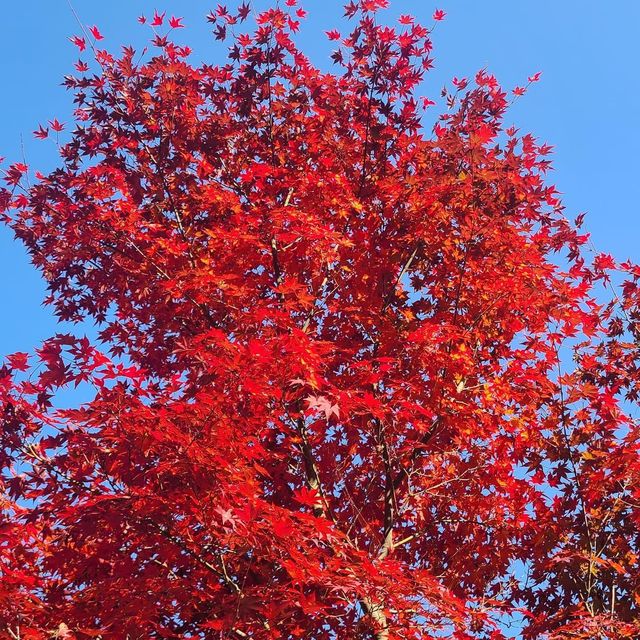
[151,10,165,27]
[594,253,616,271]
[237,3,251,21]
[69,35,86,52]
[475,122,495,144]
[293,486,321,508]
[272,518,294,538]
[7,352,29,371]
[452,76,468,90]
[306,395,340,420]
[89,25,104,41]
[4,162,28,185]
[49,119,65,133]
[33,125,49,140]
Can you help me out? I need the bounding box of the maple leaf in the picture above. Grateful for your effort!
[475,69,498,88]
[33,125,49,140]
[528,71,542,83]
[344,1,358,18]
[7,352,29,371]
[89,25,104,41]
[593,253,616,271]
[433,9,446,21]
[237,2,251,21]
[474,122,495,144]
[213,24,227,40]
[215,506,237,529]
[69,35,86,52]
[169,16,185,29]
[326,29,341,40]
[151,10,165,27]
[306,395,340,420]
[272,518,294,537]
[452,76,468,90]
[433,122,447,137]
[293,486,321,508]
[362,0,390,11]
[49,118,65,132]
[3,162,28,185]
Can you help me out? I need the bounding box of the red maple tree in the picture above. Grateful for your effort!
[1,2,639,638]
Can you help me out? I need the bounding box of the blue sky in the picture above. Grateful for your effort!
[1,0,639,359]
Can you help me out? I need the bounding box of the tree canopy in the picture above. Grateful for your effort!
[1,2,639,638]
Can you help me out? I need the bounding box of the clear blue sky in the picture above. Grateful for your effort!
[1,0,639,359]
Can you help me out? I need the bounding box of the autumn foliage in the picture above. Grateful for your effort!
[1,2,640,638]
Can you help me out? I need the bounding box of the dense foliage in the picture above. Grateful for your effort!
[1,2,639,638]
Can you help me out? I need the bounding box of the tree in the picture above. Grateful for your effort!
[1,2,639,638]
